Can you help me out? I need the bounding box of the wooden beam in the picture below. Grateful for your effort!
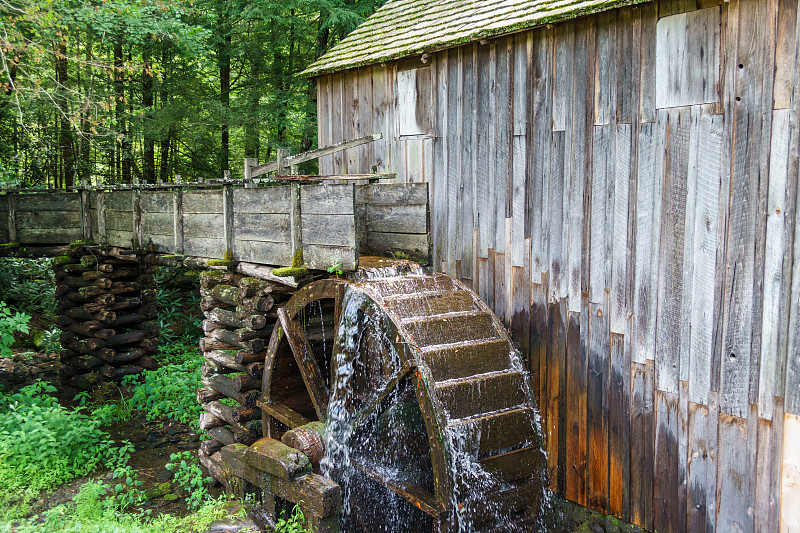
[353,461,443,519]
[249,134,383,178]
[278,307,329,419]
[273,174,395,182]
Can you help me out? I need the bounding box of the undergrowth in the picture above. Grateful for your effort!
[123,342,203,427]
[1,485,239,533]
[0,382,131,507]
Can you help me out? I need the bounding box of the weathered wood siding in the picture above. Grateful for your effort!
[317,0,800,529]
[2,183,429,273]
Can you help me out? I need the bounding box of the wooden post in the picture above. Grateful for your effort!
[133,188,142,249]
[7,193,16,243]
[290,182,301,262]
[276,149,289,177]
[96,192,107,245]
[243,158,257,188]
[223,170,234,260]
[79,179,92,242]
[173,174,184,254]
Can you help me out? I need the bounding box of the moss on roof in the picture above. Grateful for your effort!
[304,0,650,77]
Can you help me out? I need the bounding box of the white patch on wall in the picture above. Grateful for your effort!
[397,66,432,136]
[656,7,721,108]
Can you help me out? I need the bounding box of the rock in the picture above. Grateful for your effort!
[163,493,179,502]
[206,518,260,532]
[144,482,172,500]
[156,468,175,481]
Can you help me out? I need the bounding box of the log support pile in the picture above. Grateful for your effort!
[217,430,341,533]
[55,247,158,389]
[196,269,297,479]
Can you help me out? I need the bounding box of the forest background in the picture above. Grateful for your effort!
[0,0,384,188]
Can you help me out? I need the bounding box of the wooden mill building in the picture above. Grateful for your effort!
[304,0,800,531]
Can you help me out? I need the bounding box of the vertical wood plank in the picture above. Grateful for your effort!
[773,0,798,109]
[781,412,800,530]
[616,7,634,124]
[633,117,665,364]
[96,192,106,245]
[587,300,610,513]
[477,43,493,259]
[344,72,359,172]
[686,396,718,533]
[594,10,617,125]
[568,19,592,313]
[511,33,528,270]
[609,332,631,521]
[688,112,724,406]
[358,67,374,173]
[589,124,614,304]
[716,413,754,532]
[630,360,655,529]
[547,294,566,495]
[654,390,681,533]
[566,309,587,504]
[372,66,388,174]
[432,52,448,272]
[549,131,566,301]
[611,124,631,333]
[495,39,511,254]
[530,28,552,280]
[447,48,462,277]
[318,75,332,174]
[757,109,791,421]
[656,107,691,394]
[639,1,658,123]
[462,45,475,280]
[720,0,772,418]
[331,73,344,174]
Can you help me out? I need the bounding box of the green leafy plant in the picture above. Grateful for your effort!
[123,350,203,426]
[0,302,30,357]
[275,504,312,533]
[0,258,57,318]
[0,382,129,499]
[165,451,211,510]
[33,326,62,353]
[327,262,343,276]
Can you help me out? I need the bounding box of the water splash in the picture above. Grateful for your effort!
[321,273,548,532]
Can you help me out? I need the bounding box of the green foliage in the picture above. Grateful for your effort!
[275,504,312,533]
[2,0,385,186]
[0,258,57,318]
[123,345,203,426]
[0,302,30,357]
[33,327,63,353]
[327,262,343,276]
[153,267,201,345]
[0,382,130,498]
[2,482,237,533]
[164,451,211,510]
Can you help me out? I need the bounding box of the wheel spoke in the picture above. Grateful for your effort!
[279,306,330,419]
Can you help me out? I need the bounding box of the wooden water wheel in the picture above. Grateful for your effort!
[258,269,544,532]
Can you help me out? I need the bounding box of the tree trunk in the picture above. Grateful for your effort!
[142,44,155,184]
[218,16,231,173]
[56,41,74,188]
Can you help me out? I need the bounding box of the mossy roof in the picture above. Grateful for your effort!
[303,0,649,77]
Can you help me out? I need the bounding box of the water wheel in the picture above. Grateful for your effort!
[259,267,544,532]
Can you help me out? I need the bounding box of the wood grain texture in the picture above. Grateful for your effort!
[587,301,609,512]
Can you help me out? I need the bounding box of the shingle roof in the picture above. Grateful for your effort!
[303,0,649,76]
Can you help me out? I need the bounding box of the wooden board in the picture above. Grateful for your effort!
[782,413,800,532]
[655,7,721,108]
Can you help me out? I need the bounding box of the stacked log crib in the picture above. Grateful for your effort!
[54,246,159,389]
[196,267,298,480]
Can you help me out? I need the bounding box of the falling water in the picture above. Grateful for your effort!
[321,267,548,532]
